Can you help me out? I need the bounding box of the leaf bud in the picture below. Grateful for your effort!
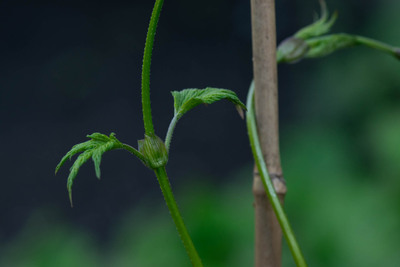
[277,37,309,63]
[138,134,168,169]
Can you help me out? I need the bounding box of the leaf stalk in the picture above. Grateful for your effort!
[165,114,179,152]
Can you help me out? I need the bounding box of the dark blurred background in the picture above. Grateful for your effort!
[1,0,400,266]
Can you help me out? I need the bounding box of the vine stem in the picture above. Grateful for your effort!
[354,35,400,59]
[141,0,164,136]
[141,1,202,265]
[154,167,203,267]
[246,82,307,267]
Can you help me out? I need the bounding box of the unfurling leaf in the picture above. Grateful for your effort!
[56,132,124,206]
[277,0,400,63]
[277,0,337,64]
[294,0,337,40]
[305,34,400,60]
[171,87,246,119]
[305,33,357,58]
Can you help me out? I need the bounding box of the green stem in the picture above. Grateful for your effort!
[154,167,203,267]
[165,115,179,152]
[142,0,164,136]
[354,35,400,59]
[121,143,147,163]
[246,81,307,267]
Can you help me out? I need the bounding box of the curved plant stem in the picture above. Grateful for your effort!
[246,81,308,267]
[141,0,164,136]
[154,167,203,267]
[141,2,202,265]
[165,115,179,152]
[354,35,400,58]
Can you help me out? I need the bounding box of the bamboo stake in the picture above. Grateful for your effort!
[250,0,287,266]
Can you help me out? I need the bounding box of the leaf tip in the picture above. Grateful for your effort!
[95,168,101,180]
[68,188,74,208]
[235,105,245,119]
[318,0,328,18]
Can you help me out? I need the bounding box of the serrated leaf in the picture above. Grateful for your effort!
[67,150,93,207]
[56,132,125,206]
[55,140,95,174]
[171,87,246,119]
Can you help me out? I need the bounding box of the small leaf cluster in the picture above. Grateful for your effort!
[56,88,246,206]
[277,0,400,63]
[55,133,124,206]
[277,0,337,63]
[294,0,337,40]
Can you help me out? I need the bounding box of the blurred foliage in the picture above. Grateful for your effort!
[0,171,254,267]
[1,1,400,266]
[0,211,100,267]
[2,136,400,266]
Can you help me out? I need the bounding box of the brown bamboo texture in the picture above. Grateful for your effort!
[250,0,287,266]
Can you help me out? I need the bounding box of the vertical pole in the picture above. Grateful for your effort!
[250,0,287,266]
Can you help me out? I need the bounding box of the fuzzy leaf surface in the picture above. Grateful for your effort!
[171,88,246,119]
[55,132,124,206]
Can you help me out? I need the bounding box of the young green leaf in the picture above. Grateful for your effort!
[294,0,337,40]
[304,33,356,58]
[171,87,246,120]
[277,0,400,64]
[56,133,128,206]
[164,88,246,151]
[304,34,400,60]
[277,0,337,64]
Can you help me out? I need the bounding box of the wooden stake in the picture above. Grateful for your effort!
[250,0,287,266]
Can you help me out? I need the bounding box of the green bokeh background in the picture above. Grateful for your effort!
[1,0,400,266]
